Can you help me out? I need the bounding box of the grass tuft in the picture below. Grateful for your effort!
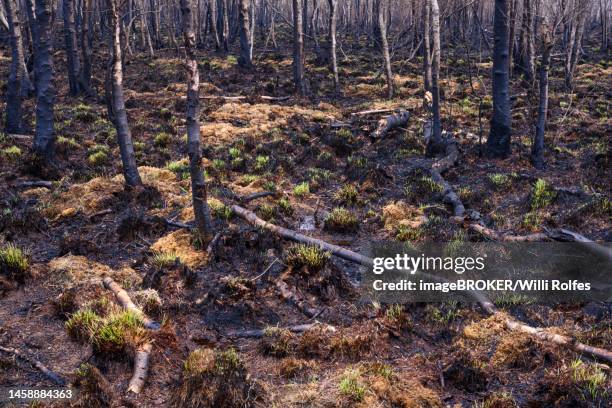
[293,182,310,198]
[334,184,359,205]
[285,244,330,272]
[530,179,556,210]
[2,146,22,160]
[0,244,29,282]
[324,207,359,233]
[338,368,366,401]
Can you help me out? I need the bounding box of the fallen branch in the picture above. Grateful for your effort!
[89,208,113,219]
[371,110,410,138]
[102,277,160,330]
[163,218,193,229]
[467,224,612,261]
[200,95,291,101]
[206,232,222,255]
[468,223,548,242]
[201,95,246,100]
[127,342,152,394]
[227,322,336,338]
[0,345,66,386]
[6,133,33,140]
[276,281,320,318]
[260,95,291,101]
[351,108,396,117]
[431,167,465,218]
[239,191,276,203]
[15,180,54,189]
[232,204,612,362]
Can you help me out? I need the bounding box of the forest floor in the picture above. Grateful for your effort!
[0,38,610,407]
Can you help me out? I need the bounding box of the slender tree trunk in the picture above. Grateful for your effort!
[292,0,305,95]
[377,0,393,98]
[209,0,220,49]
[238,0,253,67]
[32,0,56,162]
[428,0,443,153]
[180,0,214,241]
[310,0,320,56]
[2,0,25,133]
[79,0,94,94]
[565,0,588,89]
[517,0,535,82]
[221,0,229,51]
[0,3,9,30]
[532,24,553,170]
[138,0,155,57]
[7,0,33,97]
[601,0,608,51]
[508,0,518,76]
[107,0,142,187]
[423,0,432,92]
[302,0,308,36]
[487,0,512,158]
[327,0,339,93]
[149,0,159,45]
[63,0,82,95]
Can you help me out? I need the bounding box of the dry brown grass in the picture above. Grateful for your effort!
[48,254,141,288]
[150,230,208,268]
[199,102,338,144]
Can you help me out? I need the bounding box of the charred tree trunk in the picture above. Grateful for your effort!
[79,0,94,94]
[221,0,229,51]
[376,0,393,99]
[180,0,214,241]
[149,0,160,45]
[63,0,82,95]
[327,0,339,93]
[292,0,306,95]
[106,0,142,187]
[2,0,25,133]
[238,0,253,68]
[487,0,512,158]
[517,0,535,82]
[32,0,56,162]
[427,0,443,154]
[532,23,553,170]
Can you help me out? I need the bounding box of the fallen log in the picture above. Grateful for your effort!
[127,343,153,394]
[431,169,465,218]
[467,223,549,242]
[351,108,396,117]
[371,110,410,138]
[102,277,157,395]
[0,345,66,386]
[102,277,160,330]
[231,204,371,265]
[228,322,336,338]
[232,204,612,362]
